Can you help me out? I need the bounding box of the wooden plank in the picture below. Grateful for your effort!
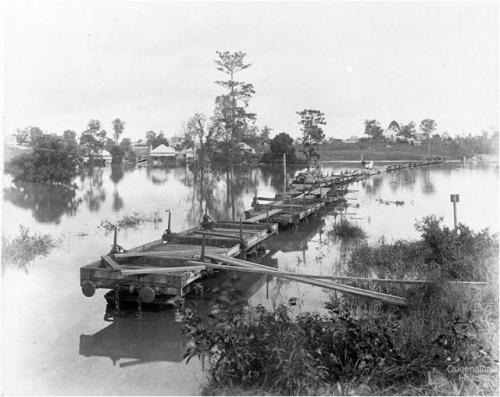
[115,252,191,259]
[102,255,122,270]
[244,209,282,223]
[201,254,408,306]
[256,197,278,201]
[193,231,241,239]
[255,203,307,211]
[211,228,258,235]
[213,222,269,231]
[121,265,205,276]
[194,263,487,285]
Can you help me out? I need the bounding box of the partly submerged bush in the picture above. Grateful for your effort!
[2,226,56,270]
[349,216,498,282]
[99,211,163,233]
[415,215,498,280]
[329,220,366,240]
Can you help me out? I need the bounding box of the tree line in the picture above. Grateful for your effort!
[6,50,498,184]
[363,119,437,140]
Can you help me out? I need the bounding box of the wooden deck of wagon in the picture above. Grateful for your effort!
[80,221,278,302]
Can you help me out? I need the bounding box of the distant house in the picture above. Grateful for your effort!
[83,149,112,165]
[150,144,177,159]
[411,133,426,146]
[344,136,360,143]
[383,121,400,141]
[98,149,113,165]
[169,135,184,149]
[396,136,417,145]
[177,148,195,162]
[238,142,257,155]
[131,141,150,160]
[414,132,425,140]
[3,134,32,162]
[237,142,256,155]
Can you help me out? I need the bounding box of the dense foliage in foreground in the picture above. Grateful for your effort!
[181,217,498,395]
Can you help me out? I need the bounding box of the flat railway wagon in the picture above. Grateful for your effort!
[80,221,278,304]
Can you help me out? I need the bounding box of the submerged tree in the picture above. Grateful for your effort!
[79,119,107,163]
[297,109,326,170]
[6,132,81,184]
[112,118,125,143]
[419,119,437,158]
[15,126,44,146]
[213,51,256,169]
[261,132,297,164]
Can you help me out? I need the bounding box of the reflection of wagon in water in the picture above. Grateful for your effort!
[80,219,278,306]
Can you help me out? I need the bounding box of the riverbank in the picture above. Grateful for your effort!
[306,141,498,162]
[184,217,499,395]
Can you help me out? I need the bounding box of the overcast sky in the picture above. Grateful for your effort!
[3,1,499,141]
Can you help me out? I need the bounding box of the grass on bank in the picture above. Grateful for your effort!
[314,140,467,161]
[181,216,498,395]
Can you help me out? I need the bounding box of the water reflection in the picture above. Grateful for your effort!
[259,165,298,192]
[80,310,186,365]
[79,262,275,367]
[180,167,262,223]
[421,165,435,194]
[3,181,82,224]
[110,166,124,212]
[148,168,172,185]
[360,174,384,196]
[267,214,326,254]
[81,167,107,212]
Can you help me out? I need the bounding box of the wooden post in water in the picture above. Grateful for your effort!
[167,209,172,233]
[201,234,206,261]
[239,218,246,260]
[113,225,118,249]
[283,153,287,193]
[428,133,431,159]
[450,194,459,229]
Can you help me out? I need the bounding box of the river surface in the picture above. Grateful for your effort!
[1,161,498,395]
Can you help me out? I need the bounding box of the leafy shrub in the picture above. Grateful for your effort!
[349,216,498,282]
[415,216,498,280]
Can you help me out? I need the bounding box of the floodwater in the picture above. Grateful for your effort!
[1,161,498,395]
